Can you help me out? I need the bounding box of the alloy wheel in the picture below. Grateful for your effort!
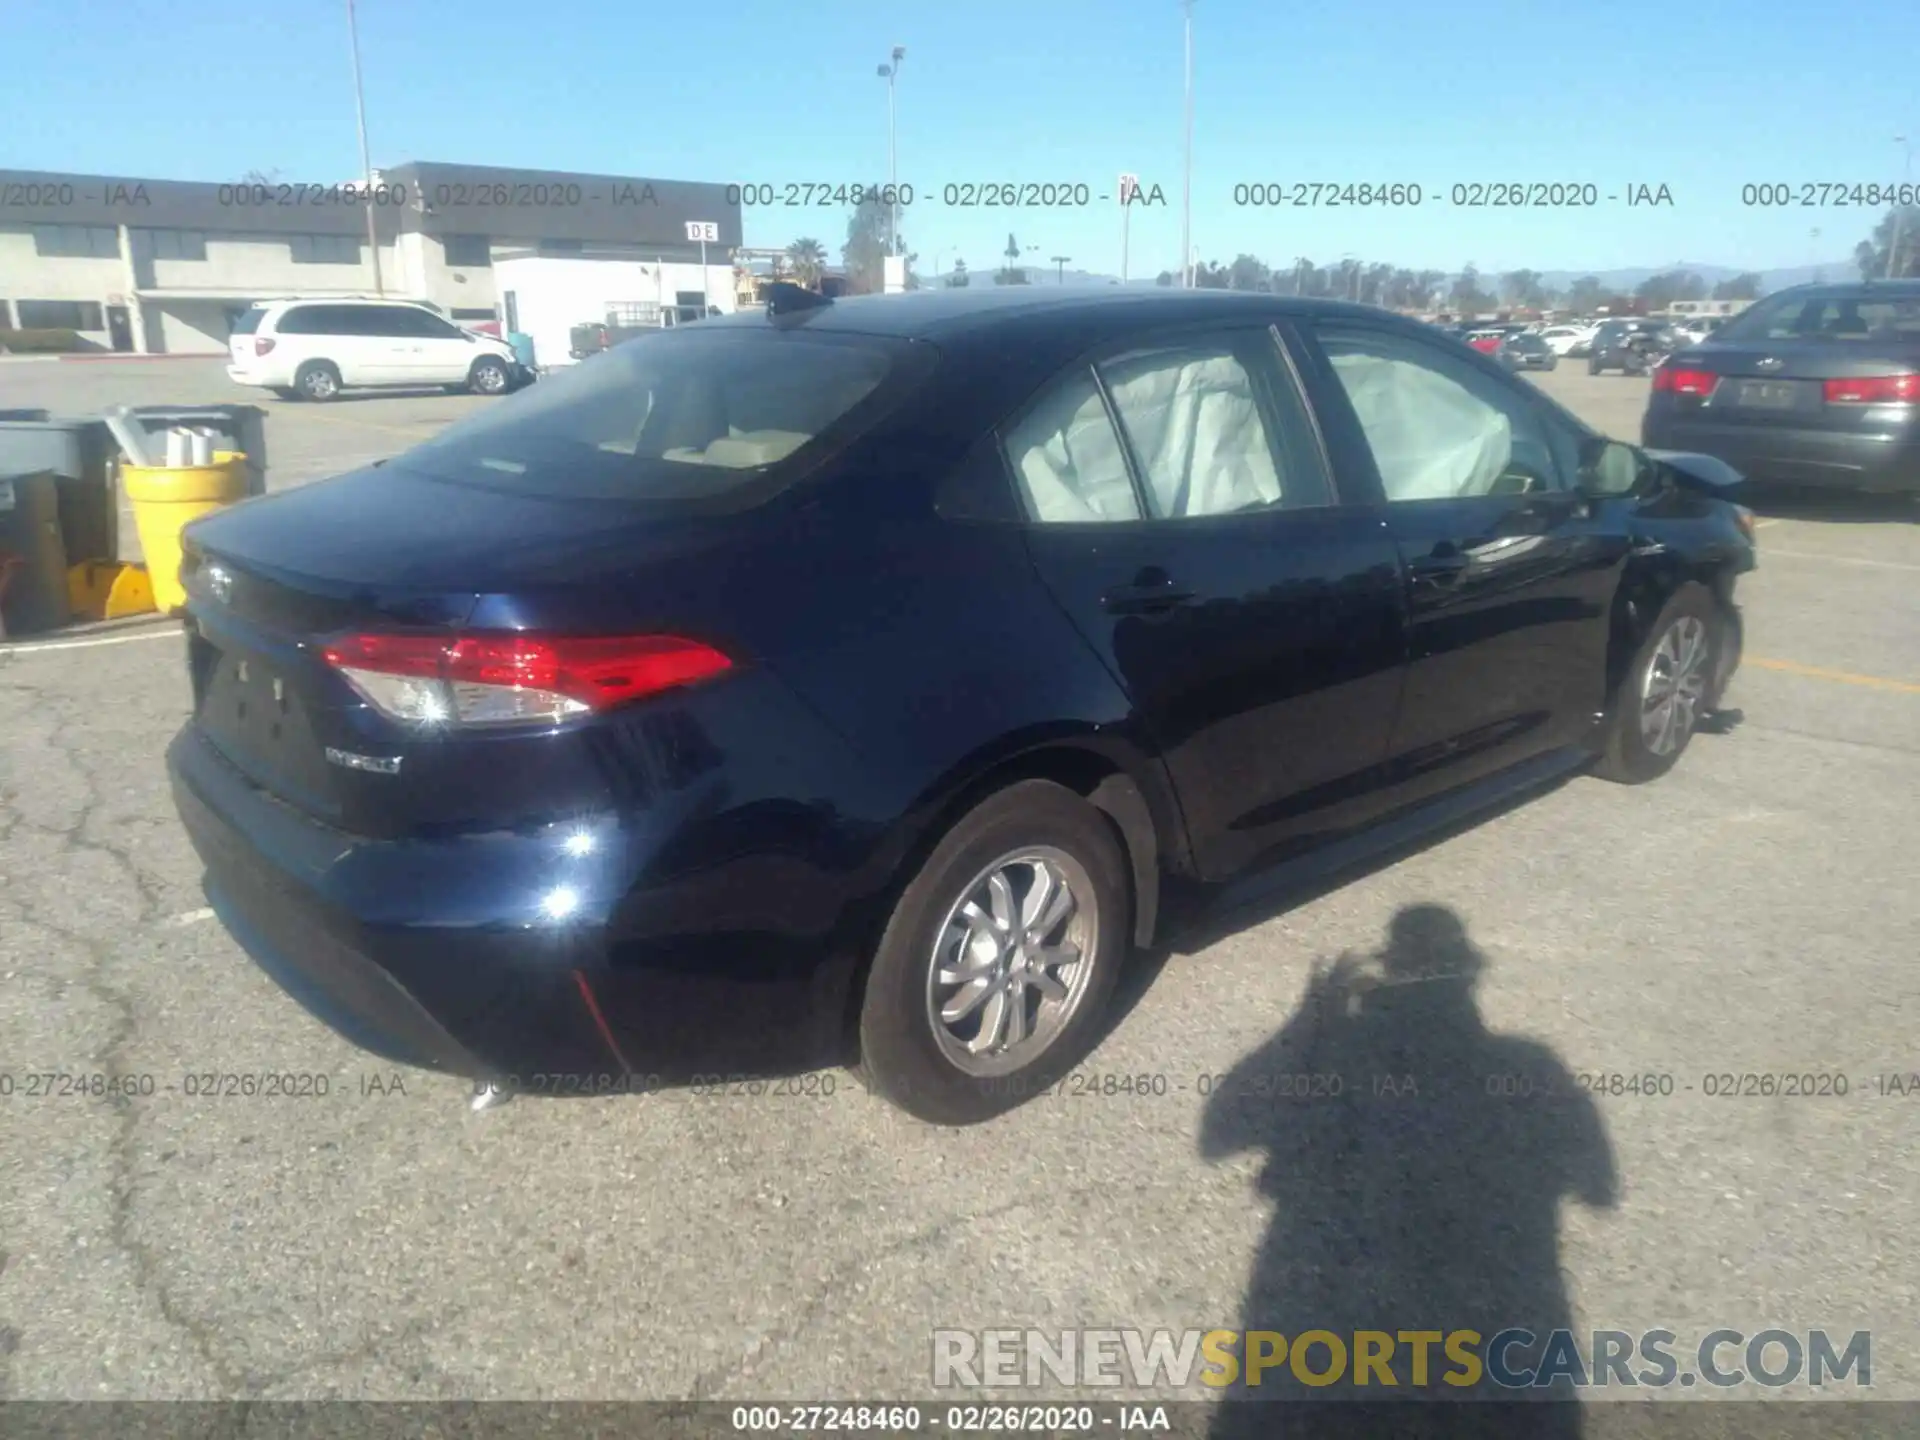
[925,846,1099,1078]
[1640,615,1710,756]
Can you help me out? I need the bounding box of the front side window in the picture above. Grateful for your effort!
[1318,326,1563,500]
[393,328,911,501]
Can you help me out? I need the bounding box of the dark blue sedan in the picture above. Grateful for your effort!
[169,285,1757,1124]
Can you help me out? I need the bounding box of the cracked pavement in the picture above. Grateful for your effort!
[1,361,1917,1403]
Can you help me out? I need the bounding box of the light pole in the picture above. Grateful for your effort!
[1890,134,1913,278]
[345,0,383,295]
[1180,0,1195,288]
[877,47,906,257]
[1051,255,1071,284]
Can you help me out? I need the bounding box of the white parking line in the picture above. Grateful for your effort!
[1761,547,1920,574]
[165,908,215,927]
[0,626,182,656]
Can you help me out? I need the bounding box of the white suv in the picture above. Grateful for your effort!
[227,299,523,402]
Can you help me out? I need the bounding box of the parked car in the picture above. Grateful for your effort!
[1538,323,1597,357]
[1465,328,1507,354]
[227,299,528,402]
[1589,319,1681,375]
[1497,331,1559,371]
[169,288,1756,1126]
[1642,280,1920,496]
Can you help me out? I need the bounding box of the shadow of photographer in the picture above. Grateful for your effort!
[1198,903,1619,1439]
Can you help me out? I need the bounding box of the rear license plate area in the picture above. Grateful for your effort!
[1732,380,1799,410]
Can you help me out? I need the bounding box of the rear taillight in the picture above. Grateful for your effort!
[1652,365,1718,396]
[320,632,734,727]
[1822,373,1920,404]
[254,336,276,356]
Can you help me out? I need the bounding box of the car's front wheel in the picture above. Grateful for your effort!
[1589,357,1603,375]
[1594,583,1722,784]
[858,780,1129,1125]
[469,357,512,395]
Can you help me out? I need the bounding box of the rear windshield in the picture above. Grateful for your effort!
[1717,291,1920,343]
[392,327,924,502]
[230,308,265,335]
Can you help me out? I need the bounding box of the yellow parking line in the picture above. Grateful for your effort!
[1747,657,1920,694]
[1753,518,1780,529]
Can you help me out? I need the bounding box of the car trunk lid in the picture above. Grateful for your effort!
[1672,336,1920,432]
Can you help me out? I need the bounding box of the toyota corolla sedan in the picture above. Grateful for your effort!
[168,285,1757,1125]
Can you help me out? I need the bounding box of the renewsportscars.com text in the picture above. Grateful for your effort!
[932,1327,1871,1391]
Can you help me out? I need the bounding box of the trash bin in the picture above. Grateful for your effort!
[0,416,121,564]
[127,405,268,498]
[122,451,249,614]
[0,472,71,639]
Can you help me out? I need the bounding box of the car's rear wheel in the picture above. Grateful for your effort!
[858,780,1129,1125]
[468,357,512,395]
[1594,583,1721,784]
[295,361,341,402]
[1588,357,1603,375]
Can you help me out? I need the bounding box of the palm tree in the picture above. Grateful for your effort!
[786,238,827,288]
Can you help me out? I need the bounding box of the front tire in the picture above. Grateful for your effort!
[858,780,1129,1125]
[1589,357,1603,375]
[468,357,512,396]
[1594,583,1721,784]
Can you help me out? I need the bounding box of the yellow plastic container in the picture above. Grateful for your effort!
[122,450,249,614]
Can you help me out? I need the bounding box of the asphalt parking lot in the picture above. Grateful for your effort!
[1,356,1916,1404]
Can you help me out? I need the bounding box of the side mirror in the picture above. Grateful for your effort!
[1578,437,1653,498]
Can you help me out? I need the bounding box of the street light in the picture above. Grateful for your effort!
[877,46,906,257]
[1180,0,1195,288]
[1890,134,1913,278]
[345,0,383,295]
[1051,255,1072,284]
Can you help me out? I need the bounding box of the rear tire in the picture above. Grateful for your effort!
[1588,357,1603,375]
[1594,583,1721,785]
[294,361,341,402]
[857,780,1130,1125]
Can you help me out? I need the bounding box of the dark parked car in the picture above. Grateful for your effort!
[1642,281,1920,496]
[167,287,1757,1126]
[1589,319,1681,375]
[1497,332,1559,372]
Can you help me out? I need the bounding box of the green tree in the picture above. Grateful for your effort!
[1450,264,1494,314]
[840,195,900,295]
[1634,270,1707,311]
[1853,206,1920,278]
[1566,276,1606,312]
[1227,254,1271,291]
[786,238,826,287]
[996,233,1030,284]
[947,258,971,288]
[1192,260,1231,289]
[1500,269,1549,309]
[1712,272,1763,301]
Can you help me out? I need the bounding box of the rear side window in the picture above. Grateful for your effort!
[392,328,918,502]
[1719,292,1920,342]
[273,306,323,334]
[230,308,265,336]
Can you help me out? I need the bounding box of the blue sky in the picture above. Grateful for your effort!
[7,0,1915,279]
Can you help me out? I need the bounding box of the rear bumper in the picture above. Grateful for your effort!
[1643,413,1920,493]
[167,724,862,1086]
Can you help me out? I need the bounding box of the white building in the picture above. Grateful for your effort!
[0,161,743,357]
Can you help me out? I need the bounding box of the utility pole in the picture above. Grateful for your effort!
[1890,134,1913,278]
[878,47,906,256]
[345,0,383,295]
[1180,0,1195,288]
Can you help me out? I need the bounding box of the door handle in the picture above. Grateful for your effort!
[1101,578,1196,616]
[1407,551,1471,587]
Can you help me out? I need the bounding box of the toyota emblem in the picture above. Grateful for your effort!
[1756,356,1784,371]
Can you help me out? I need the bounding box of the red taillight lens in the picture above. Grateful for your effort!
[1822,373,1920,404]
[320,632,733,727]
[254,336,276,356]
[1653,366,1718,396]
